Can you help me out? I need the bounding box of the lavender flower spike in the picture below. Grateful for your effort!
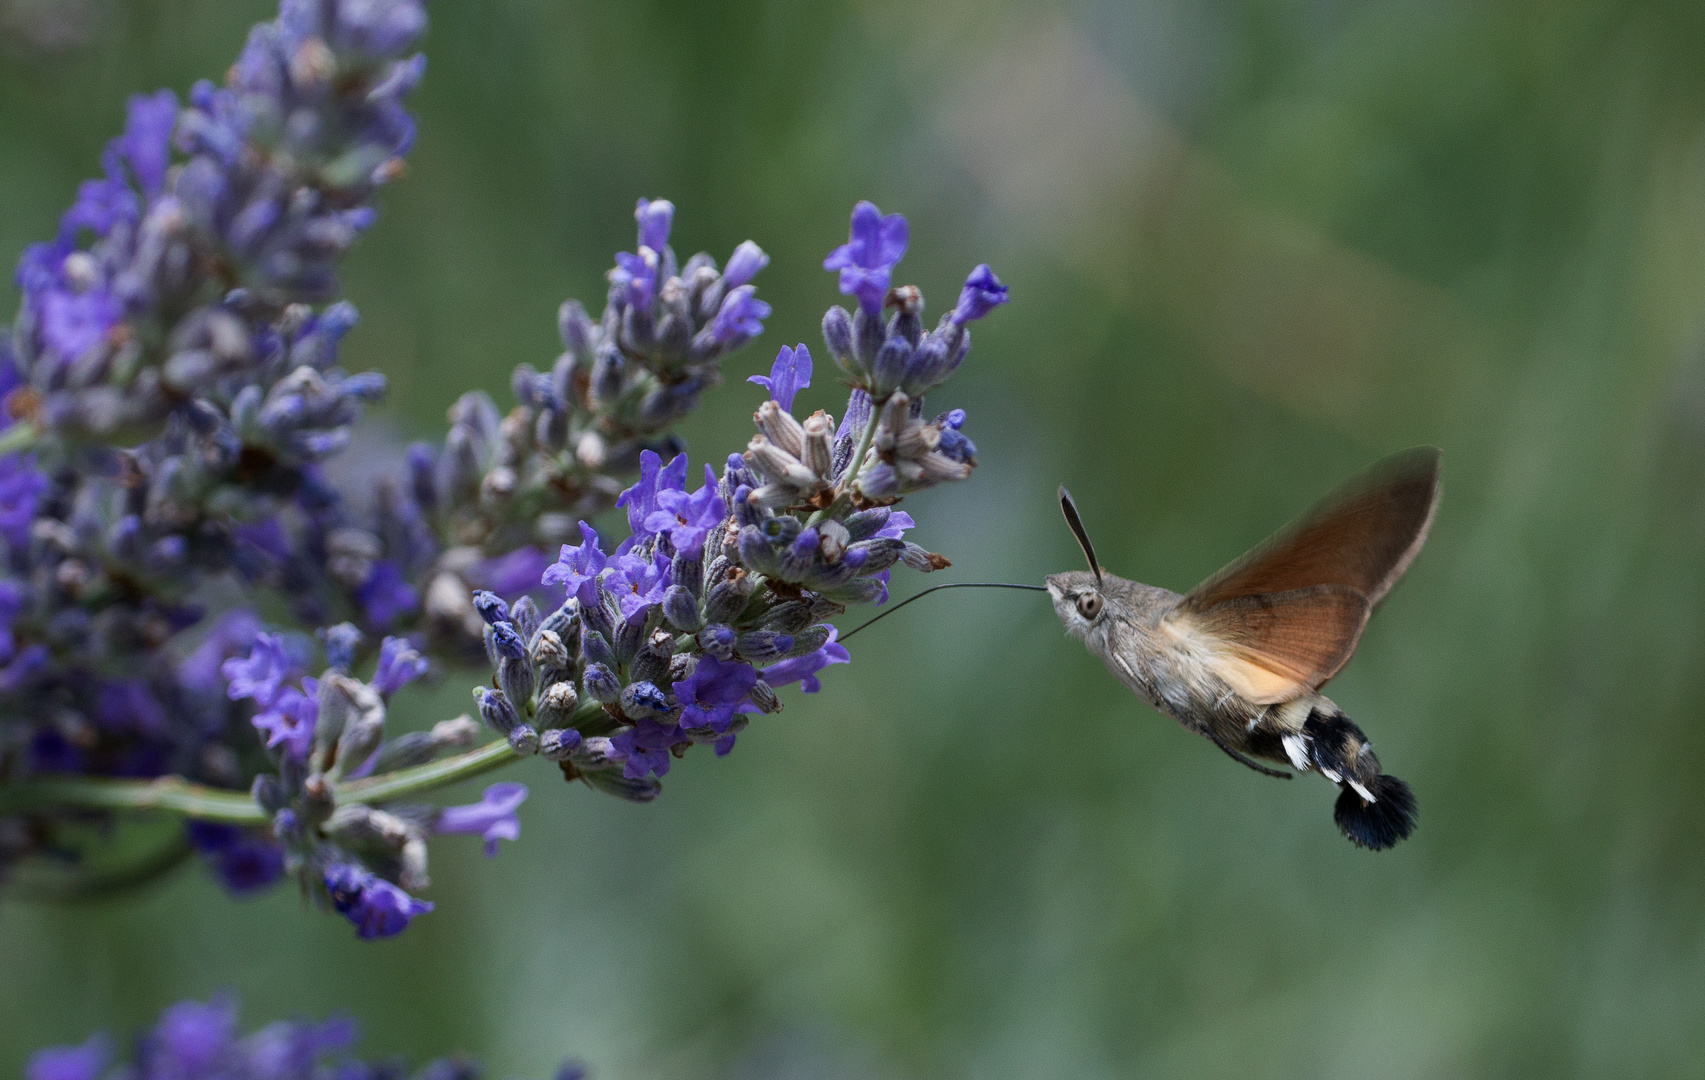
[436,781,529,856]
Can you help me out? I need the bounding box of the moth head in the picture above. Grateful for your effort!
[1049,485,1109,636]
[1046,570,1106,636]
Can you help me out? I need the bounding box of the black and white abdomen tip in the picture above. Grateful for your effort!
[1333,774,1416,850]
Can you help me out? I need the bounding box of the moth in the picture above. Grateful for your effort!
[1047,447,1441,850]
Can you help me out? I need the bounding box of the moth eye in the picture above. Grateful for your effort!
[1076,592,1104,620]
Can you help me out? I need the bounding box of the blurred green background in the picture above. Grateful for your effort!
[6,0,1705,1076]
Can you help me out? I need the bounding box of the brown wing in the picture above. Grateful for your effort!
[1165,447,1441,702]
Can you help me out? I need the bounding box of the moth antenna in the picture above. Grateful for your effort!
[838,582,1049,642]
[1058,486,1102,585]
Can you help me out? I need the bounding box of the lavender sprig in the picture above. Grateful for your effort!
[0,2,1007,940]
[25,996,587,1080]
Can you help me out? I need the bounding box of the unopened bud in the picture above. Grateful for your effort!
[583,662,621,703]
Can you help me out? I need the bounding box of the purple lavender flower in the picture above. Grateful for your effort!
[151,997,238,1075]
[674,655,757,733]
[602,550,673,623]
[610,717,680,780]
[616,449,689,539]
[325,864,433,939]
[542,521,607,608]
[823,201,908,316]
[373,635,429,697]
[27,1036,107,1080]
[435,782,528,856]
[952,263,1009,324]
[222,633,293,707]
[185,822,285,895]
[472,546,549,598]
[748,343,812,412]
[356,561,418,630]
[252,677,318,760]
[0,454,49,552]
[643,464,724,558]
[761,628,851,693]
[611,247,659,312]
[707,285,771,345]
[93,680,169,737]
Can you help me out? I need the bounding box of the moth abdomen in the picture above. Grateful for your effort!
[1303,707,1416,850]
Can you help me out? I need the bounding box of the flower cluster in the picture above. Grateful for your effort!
[0,1,1006,941]
[26,997,587,1080]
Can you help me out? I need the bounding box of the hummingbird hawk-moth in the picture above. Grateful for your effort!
[1047,447,1440,850]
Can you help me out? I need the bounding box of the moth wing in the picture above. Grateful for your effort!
[1165,447,1440,703]
[1164,585,1371,704]
[1184,446,1442,610]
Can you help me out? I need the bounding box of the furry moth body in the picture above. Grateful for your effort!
[1048,447,1440,850]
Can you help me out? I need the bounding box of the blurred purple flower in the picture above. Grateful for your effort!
[435,782,528,857]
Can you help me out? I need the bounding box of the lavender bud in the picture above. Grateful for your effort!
[539,727,583,762]
[320,623,364,673]
[782,624,833,658]
[531,628,570,673]
[498,654,535,711]
[583,662,621,703]
[431,716,481,750]
[704,572,755,623]
[747,679,781,715]
[581,768,662,803]
[802,411,835,478]
[737,630,794,663]
[871,336,913,399]
[535,680,579,727]
[670,550,704,597]
[476,686,520,733]
[755,400,807,458]
[852,305,884,370]
[757,600,813,634]
[507,724,540,755]
[582,629,616,670]
[846,537,905,572]
[614,614,646,665]
[737,526,780,576]
[472,590,510,626]
[367,731,437,773]
[591,339,625,405]
[573,736,621,770]
[697,624,738,660]
[822,305,854,363]
[629,629,675,686]
[252,774,287,813]
[900,543,950,572]
[510,595,540,644]
[667,653,695,683]
[490,622,527,660]
[662,585,702,632]
[619,680,671,719]
[539,601,578,643]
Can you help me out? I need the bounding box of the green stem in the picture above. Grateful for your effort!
[0,737,526,823]
[809,407,881,526]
